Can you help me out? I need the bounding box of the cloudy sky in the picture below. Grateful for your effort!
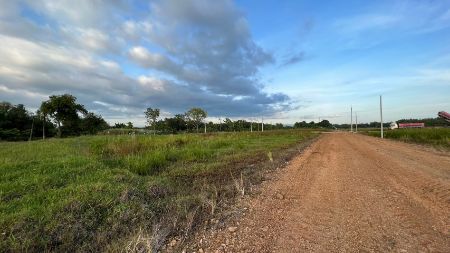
[1,0,449,126]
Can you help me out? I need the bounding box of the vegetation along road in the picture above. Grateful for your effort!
[0,130,318,252]
[195,133,450,252]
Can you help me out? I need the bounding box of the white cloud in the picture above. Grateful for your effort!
[24,0,128,27]
[122,20,153,40]
[100,60,120,71]
[78,28,110,51]
[137,75,166,91]
[126,0,277,98]
[0,0,292,126]
[129,46,173,69]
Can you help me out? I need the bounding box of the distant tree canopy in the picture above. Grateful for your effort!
[149,117,285,134]
[1,102,55,141]
[185,107,207,133]
[111,122,135,129]
[293,120,333,129]
[114,123,127,128]
[318,120,332,128]
[164,114,187,134]
[40,94,88,138]
[1,98,290,140]
[1,94,109,141]
[81,113,109,135]
[145,107,160,134]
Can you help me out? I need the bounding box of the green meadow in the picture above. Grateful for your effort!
[0,130,318,252]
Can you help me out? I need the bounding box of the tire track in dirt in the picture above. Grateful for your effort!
[189,133,450,252]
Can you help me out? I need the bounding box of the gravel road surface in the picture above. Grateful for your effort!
[196,133,450,252]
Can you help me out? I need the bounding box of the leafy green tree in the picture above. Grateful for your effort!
[126,122,133,129]
[186,107,207,133]
[81,113,109,134]
[294,121,309,128]
[40,94,87,137]
[145,107,160,135]
[0,102,31,140]
[0,102,55,141]
[165,114,187,133]
[318,120,332,128]
[114,123,126,128]
[224,118,234,132]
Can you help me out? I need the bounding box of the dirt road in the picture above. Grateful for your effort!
[196,133,450,252]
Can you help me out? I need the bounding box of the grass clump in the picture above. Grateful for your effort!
[0,130,318,252]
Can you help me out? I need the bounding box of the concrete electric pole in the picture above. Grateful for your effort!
[351,106,353,132]
[261,117,264,132]
[380,95,384,139]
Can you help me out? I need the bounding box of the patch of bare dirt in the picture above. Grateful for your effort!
[185,133,450,252]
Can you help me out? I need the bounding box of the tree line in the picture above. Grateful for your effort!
[137,109,287,135]
[293,120,333,129]
[1,94,108,141]
[6,94,381,141]
[1,94,291,141]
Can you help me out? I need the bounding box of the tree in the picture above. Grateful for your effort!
[0,102,55,141]
[224,118,234,132]
[114,123,126,128]
[165,114,187,133]
[318,120,332,128]
[81,113,109,134]
[0,102,32,141]
[185,107,207,133]
[294,121,309,128]
[145,107,160,135]
[40,94,87,138]
[126,122,133,129]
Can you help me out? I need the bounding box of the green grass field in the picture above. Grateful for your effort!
[364,128,450,149]
[0,130,318,252]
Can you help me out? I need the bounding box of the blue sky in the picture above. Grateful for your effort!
[0,0,449,126]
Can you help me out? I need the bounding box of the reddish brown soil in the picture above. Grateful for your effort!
[192,133,450,252]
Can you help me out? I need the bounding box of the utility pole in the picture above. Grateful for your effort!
[355,113,358,133]
[261,117,264,132]
[250,120,253,132]
[380,95,384,139]
[350,106,353,132]
[204,122,206,133]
